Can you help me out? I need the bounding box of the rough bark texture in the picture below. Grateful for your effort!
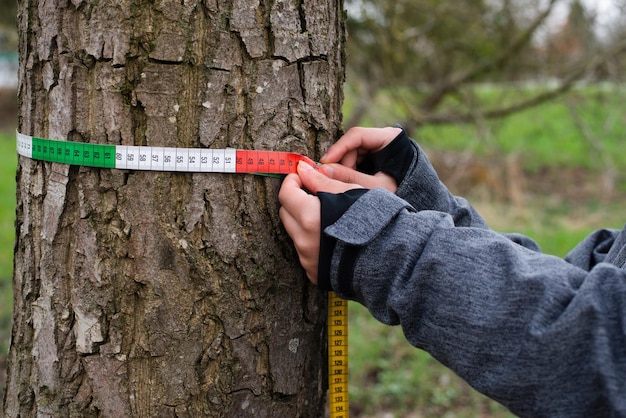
[4,0,345,416]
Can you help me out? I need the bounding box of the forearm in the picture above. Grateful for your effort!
[397,138,490,228]
[326,189,626,417]
[364,127,490,229]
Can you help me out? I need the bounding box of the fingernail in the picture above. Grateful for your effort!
[298,160,313,171]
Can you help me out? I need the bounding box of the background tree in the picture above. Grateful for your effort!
[0,0,17,51]
[0,0,16,25]
[597,0,626,79]
[543,0,598,77]
[4,0,345,416]
[344,0,626,130]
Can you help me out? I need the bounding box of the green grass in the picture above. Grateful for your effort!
[349,300,516,417]
[430,88,625,173]
[349,304,516,418]
[0,131,16,358]
[348,84,626,175]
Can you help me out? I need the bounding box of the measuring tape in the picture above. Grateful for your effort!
[16,131,349,416]
[16,132,318,175]
[328,292,349,417]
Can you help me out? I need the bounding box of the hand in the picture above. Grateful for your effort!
[321,126,402,193]
[278,161,362,284]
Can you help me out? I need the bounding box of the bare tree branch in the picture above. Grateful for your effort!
[413,35,626,125]
[418,0,560,112]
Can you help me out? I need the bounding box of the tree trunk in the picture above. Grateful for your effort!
[4,0,345,416]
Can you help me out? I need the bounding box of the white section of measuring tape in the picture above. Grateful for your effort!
[113,145,238,172]
[16,132,33,158]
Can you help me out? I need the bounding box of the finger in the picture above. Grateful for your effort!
[303,264,318,285]
[322,163,396,191]
[297,161,362,195]
[321,144,359,168]
[321,127,402,165]
[321,127,368,166]
[279,175,322,236]
[278,206,319,285]
[279,203,319,256]
[279,206,302,239]
[278,173,306,211]
[281,172,303,190]
[372,171,398,193]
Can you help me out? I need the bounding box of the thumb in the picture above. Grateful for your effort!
[323,163,397,192]
[297,161,362,195]
[323,163,370,184]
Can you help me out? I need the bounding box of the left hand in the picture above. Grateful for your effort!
[319,126,401,193]
[279,161,362,284]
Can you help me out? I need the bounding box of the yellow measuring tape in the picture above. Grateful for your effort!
[17,132,350,414]
[328,291,349,417]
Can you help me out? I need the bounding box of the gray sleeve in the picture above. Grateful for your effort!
[396,139,490,230]
[565,227,621,269]
[326,188,626,418]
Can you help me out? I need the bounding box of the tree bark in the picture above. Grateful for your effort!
[4,0,345,416]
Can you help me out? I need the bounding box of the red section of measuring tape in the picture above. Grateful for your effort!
[234,150,320,175]
[287,152,300,173]
[236,150,252,173]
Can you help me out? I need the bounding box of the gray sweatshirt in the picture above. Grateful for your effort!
[319,130,626,417]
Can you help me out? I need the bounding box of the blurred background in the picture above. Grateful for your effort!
[1,0,625,416]
[0,0,17,414]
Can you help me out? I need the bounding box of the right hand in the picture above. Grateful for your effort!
[278,161,363,284]
[320,126,402,193]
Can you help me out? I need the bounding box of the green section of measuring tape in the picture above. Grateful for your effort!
[31,136,117,168]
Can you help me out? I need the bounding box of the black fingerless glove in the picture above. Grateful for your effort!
[356,127,413,187]
[316,189,368,291]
